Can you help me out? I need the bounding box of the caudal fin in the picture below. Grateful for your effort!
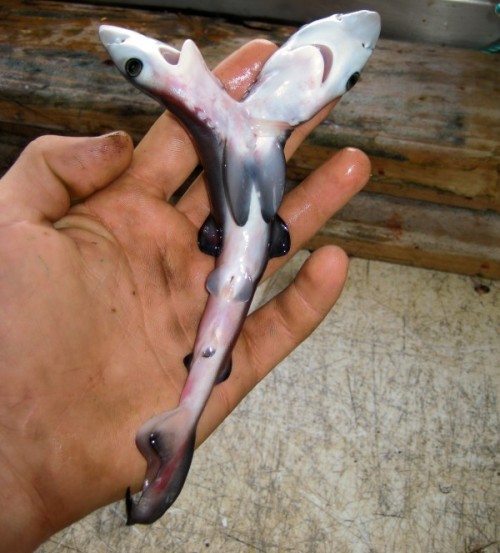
[126,406,196,525]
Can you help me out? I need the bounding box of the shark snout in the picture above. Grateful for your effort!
[340,11,381,50]
[99,25,134,48]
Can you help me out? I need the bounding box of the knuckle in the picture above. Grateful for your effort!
[21,135,60,164]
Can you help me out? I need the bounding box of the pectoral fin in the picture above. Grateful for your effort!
[198,214,223,257]
[269,214,290,258]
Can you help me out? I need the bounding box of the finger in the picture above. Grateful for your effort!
[0,132,133,224]
[266,147,371,275]
[197,244,349,441]
[127,39,278,199]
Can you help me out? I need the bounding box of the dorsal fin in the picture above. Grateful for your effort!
[223,141,252,226]
[253,137,286,223]
[223,136,286,226]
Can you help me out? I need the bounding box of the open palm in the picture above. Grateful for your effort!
[0,39,370,552]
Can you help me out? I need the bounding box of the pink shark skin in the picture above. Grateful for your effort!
[99,10,380,525]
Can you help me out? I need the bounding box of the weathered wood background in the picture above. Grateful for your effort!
[0,0,499,276]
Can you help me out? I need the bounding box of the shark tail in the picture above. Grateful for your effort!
[126,405,196,525]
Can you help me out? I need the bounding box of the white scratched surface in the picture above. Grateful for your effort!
[37,253,499,553]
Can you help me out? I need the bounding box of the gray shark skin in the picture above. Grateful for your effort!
[99,11,380,525]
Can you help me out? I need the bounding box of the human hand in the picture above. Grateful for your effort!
[0,39,370,552]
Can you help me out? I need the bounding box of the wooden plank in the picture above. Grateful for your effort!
[0,0,498,277]
[305,190,500,279]
[0,0,498,208]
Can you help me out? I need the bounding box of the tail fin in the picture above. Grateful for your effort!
[126,405,196,525]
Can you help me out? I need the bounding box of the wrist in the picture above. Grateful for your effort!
[0,462,52,553]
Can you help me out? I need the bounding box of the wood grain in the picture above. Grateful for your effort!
[0,0,498,277]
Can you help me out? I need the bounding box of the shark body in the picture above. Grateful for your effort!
[99,11,380,524]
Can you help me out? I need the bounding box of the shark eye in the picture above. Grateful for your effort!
[125,58,143,78]
[346,72,360,91]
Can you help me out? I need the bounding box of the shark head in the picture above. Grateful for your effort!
[286,10,380,92]
[99,25,188,99]
[100,12,380,127]
[99,25,220,109]
[244,10,381,124]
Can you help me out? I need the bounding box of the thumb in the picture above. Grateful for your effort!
[0,131,133,224]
